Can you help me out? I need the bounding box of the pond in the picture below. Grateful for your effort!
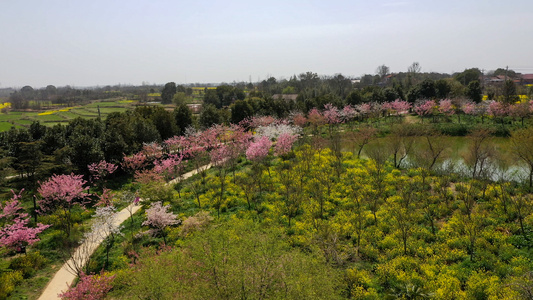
[336,134,528,182]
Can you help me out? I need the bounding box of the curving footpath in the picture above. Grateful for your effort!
[38,164,214,300]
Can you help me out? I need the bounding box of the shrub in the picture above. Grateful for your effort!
[9,251,47,278]
[0,270,23,299]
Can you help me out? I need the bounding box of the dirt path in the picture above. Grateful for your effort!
[38,164,214,300]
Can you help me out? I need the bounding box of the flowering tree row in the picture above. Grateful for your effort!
[415,99,533,123]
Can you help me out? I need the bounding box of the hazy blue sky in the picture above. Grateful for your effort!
[1,0,532,88]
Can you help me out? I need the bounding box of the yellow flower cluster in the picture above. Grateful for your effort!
[0,102,11,110]
[38,107,74,116]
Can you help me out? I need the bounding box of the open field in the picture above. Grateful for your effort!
[0,99,144,131]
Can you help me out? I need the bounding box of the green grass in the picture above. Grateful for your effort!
[32,114,65,122]
[0,122,16,131]
[86,101,126,107]
[0,99,141,132]
[13,119,34,126]
[55,111,80,120]
[0,112,23,122]
[69,108,100,117]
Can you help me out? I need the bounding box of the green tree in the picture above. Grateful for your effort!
[161,82,177,104]
[151,107,179,140]
[503,79,519,104]
[466,80,483,103]
[418,79,436,99]
[455,68,481,86]
[203,89,221,108]
[173,104,193,135]
[199,104,221,128]
[346,90,363,105]
[230,100,254,124]
[435,79,451,99]
[172,91,187,105]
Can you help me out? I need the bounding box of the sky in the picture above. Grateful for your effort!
[1,0,532,88]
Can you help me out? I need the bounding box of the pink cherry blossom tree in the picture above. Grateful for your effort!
[142,201,180,244]
[509,102,530,126]
[95,188,114,207]
[223,125,252,182]
[291,112,308,127]
[246,136,273,195]
[88,160,117,189]
[415,100,437,122]
[246,136,272,162]
[323,103,342,125]
[341,105,358,124]
[391,99,412,115]
[275,133,299,156]
[0,190,50,253]
[307,108,325,133]
[462,101,476,115]
[488,101,509,125]
[141,142,163,163]
[439,99,455,121]
[415,100,436,116]
[121,152,147,173]
[59,271,115,300]
[37,174,90,237]
[153,154,184,181]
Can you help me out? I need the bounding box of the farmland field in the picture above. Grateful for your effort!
[0,99,147,131]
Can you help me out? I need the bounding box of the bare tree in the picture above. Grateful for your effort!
[376,64,390,78]
[408,62,421,74]
[412,130,449,171]
[463,129,495,179]
[349,126,377,158]
[510,127,533,190]
[387,124,417,168]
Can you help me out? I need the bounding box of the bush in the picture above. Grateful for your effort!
[9,251,48,278]
[433,123,469,136]
[0,270,23,299]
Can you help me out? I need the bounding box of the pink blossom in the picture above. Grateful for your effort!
[462,102,476,115]
[307,108,325,127]
[439,99,455,116]
[0,190,50,251]
[88,160,117,182]
[509,103,530,118]
[96,189,114,207]
[142,143,163,161]
[246,136,272,162]
[341,105,358,122]
[415,100,436,116]
[323,103,342,124]
[0,190,26,220]
[0,218,50,251]
[38,174,91,214]
[121,152,147,172]
[210,144,231,165]
[275,133,298,156]
[59,271,115,300]
[142,202,180,237]
[249,116,277,128]
[487,101,508,117]
[134,169,165,186]
[153,154,184,179]
[357,103,372,115]
[292,112,307,127]
[390,99,412,115]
